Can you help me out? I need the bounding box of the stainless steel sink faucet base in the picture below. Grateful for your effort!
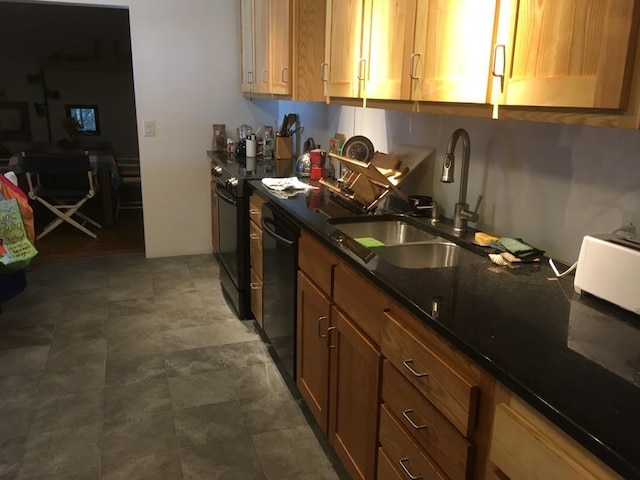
[440,128,482,232]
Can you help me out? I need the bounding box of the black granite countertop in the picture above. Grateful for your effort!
[248,179,640,480]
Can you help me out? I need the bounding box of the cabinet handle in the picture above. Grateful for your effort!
[492,44,506,93]
[402,359,429,378]
[409,53,420,80]
[357,58,367,81]
[402,409,427,430]
[320,62,328,81]
[318,316,328,338]
[263,69,268,83]
[247,71,253,84]
[281,67,288,83]
[249,208,260,215]
[326,326,337,348]
[399,458,423,480]
[249,282,261,290]
[250,233,260,240]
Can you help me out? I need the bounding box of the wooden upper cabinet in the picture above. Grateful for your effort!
[240,0,255,93]
[253,0,271,93]
[269,0,291,95]
[240,0,292,95]
[408,0,498,103]
[364,0,416,100]
[293,0,327,102]
[493,0,638,109]
[325,0,365,97]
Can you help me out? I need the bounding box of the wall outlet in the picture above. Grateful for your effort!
[143,120,156,137]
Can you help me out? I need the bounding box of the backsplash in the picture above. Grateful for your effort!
[283,103,640,264]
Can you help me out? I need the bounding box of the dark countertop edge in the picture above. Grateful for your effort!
[247,180,639,480]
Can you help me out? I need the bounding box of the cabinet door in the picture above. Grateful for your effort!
[325,0,365,97]
[364,0,417,100]
[253,0,271,93]
[240,0,255,92]
[296,271,332,434]
[494,0,637,108]
[250,268,263,328]
[329,306,381,480]
[409,0,497,103]
[269,0,291,95]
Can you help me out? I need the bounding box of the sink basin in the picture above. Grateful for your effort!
[329,215,486,269]
[329,216,442,245]
[375,242,486,269]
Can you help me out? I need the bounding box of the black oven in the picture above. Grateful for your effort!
[211,153,271,320]
[215,177,249,318]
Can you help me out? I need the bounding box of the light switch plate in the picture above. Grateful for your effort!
[143,120,155,137]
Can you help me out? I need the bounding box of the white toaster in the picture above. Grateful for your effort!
[574,234,640,315]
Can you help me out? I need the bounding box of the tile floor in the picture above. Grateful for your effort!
[0,254,342,479]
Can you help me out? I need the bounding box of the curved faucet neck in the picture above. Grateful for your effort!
[446,128,471,205]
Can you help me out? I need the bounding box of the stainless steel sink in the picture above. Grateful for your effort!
[375,242,486,269]
[329,215,486,269]
[328,217,442,245]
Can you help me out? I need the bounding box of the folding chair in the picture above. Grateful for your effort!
[21,151,101,240]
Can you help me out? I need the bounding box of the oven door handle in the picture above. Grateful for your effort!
[261,217,295,247]
[215,183,237,206]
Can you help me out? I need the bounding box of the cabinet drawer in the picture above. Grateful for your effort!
[490,401,622,480]
[249,220,263,277]
[382,312,479,437]
[376,447,404,480]
[382,360,474,480]
[379,404,448,480]
[250,268,263,328]
[298,230,337,296]
[249,192,266,225]
[334,262,390,345]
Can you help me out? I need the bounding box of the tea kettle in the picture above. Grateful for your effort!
[296,137,317,178]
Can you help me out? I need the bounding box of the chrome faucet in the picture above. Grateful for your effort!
[440,128,483,232]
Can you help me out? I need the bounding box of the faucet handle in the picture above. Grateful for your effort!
[460,195,483,223]
[472,194,483,214]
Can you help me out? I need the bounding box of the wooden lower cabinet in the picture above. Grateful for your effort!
[296,270,331,433]
[329,306,381,480]
[376,447,404,480]
[249,268,263,328]
[382,360,474,480]
[489,385,623,480]
[379,404,448,480]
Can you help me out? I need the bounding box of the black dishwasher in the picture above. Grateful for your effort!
[261,202,300,379]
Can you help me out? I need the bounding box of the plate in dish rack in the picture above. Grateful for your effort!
[342,135,375,162]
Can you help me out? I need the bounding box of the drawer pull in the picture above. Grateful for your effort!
[402,409,427,430]
[326,326,337,348]
[403,359,429,378]
[249,283,261,290]
[399,458,423,480]
[250,233,260,240]
[249,208,260,215]
[318,315,328,338]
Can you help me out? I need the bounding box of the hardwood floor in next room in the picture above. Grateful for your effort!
[32,209,145,261]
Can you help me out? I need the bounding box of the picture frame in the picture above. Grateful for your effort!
[0,101,32,141]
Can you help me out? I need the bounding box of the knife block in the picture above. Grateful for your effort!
[276,136,292,160]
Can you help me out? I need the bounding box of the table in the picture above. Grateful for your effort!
[8,148,120,227]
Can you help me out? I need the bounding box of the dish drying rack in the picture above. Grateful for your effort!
[320,152,410,213]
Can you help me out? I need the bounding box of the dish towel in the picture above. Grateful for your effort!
[261,177,315,192]
[489,237,545,262]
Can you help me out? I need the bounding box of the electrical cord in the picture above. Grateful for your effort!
[548,258,578,278]
[548,223,635,278]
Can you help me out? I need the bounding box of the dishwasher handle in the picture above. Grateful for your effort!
[261,216,295,247]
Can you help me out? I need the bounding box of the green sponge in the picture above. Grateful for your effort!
[355,237,385,248]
